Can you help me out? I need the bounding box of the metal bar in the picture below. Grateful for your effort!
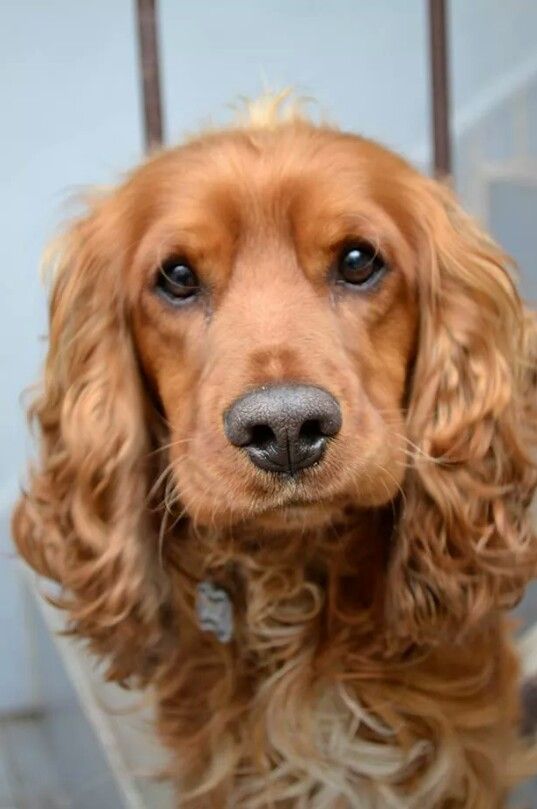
[428,0,452,176]
[135,0,163,151]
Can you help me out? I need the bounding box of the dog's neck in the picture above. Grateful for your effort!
[166,505,395,660]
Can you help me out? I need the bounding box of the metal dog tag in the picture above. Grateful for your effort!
[196,581,234,643]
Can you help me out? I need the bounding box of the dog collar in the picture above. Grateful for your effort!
[196,581,234,643]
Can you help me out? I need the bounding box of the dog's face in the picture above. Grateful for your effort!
[130,127,419,529]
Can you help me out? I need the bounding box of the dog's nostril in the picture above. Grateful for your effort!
[299,419,323,442]
[248,423,276,449]
[223,384,342,474]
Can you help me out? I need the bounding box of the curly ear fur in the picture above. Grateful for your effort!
[12,199,166,682]
[387,179,537,647]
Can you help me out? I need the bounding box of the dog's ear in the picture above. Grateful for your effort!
[12,196,166,682]
[386,178,537,648]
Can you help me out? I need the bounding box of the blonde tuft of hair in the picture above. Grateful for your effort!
[232,88,314,130]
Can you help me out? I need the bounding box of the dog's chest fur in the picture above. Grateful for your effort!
[157,533,517,808]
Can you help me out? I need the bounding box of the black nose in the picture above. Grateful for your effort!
[223,384,342,474]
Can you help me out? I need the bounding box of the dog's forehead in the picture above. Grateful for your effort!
[133,126,411,229]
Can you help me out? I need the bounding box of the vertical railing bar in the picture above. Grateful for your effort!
[135,0,164,152]
[428,0,452,176]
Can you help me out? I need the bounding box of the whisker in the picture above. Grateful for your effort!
[147,436,194,459]
[146,460,176,507]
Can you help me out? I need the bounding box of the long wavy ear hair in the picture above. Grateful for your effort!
[12,196,167,682]
[386,178,537,649]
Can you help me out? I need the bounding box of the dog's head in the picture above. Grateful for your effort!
[131,121,420,530]
[13,98,537,673]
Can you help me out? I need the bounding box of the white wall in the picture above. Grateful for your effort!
[450,0,537,114]
[0,0,143,711]
[160,0,430,159]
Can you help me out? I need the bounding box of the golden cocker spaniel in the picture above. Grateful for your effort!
[13,95,537,808]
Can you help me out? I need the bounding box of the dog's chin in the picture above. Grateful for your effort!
[178,475,399,533]
[241,499,347,532]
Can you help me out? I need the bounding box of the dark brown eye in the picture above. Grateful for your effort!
[338,244,387,289]
[155,258,200,304]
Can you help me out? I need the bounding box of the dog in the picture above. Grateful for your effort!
[13,94,537,807]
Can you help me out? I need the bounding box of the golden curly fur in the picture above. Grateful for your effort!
[12,95,537,807]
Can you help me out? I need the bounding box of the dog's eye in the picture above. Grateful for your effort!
[155,258,200,304]
[338,245,386,289]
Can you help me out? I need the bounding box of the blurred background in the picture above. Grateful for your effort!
[1,1,537,806]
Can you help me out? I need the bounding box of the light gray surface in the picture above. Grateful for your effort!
[0,595,127,809]
[25,577,172,809]
[490,178,537,301]
[1,715,71,809]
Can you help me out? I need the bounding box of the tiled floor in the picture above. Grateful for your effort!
[0,590,131,809]
[0,714,71,809]
[0,589,170,809]
[0,709,136,809]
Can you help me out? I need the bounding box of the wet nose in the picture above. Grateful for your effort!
[223,384,342,474]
